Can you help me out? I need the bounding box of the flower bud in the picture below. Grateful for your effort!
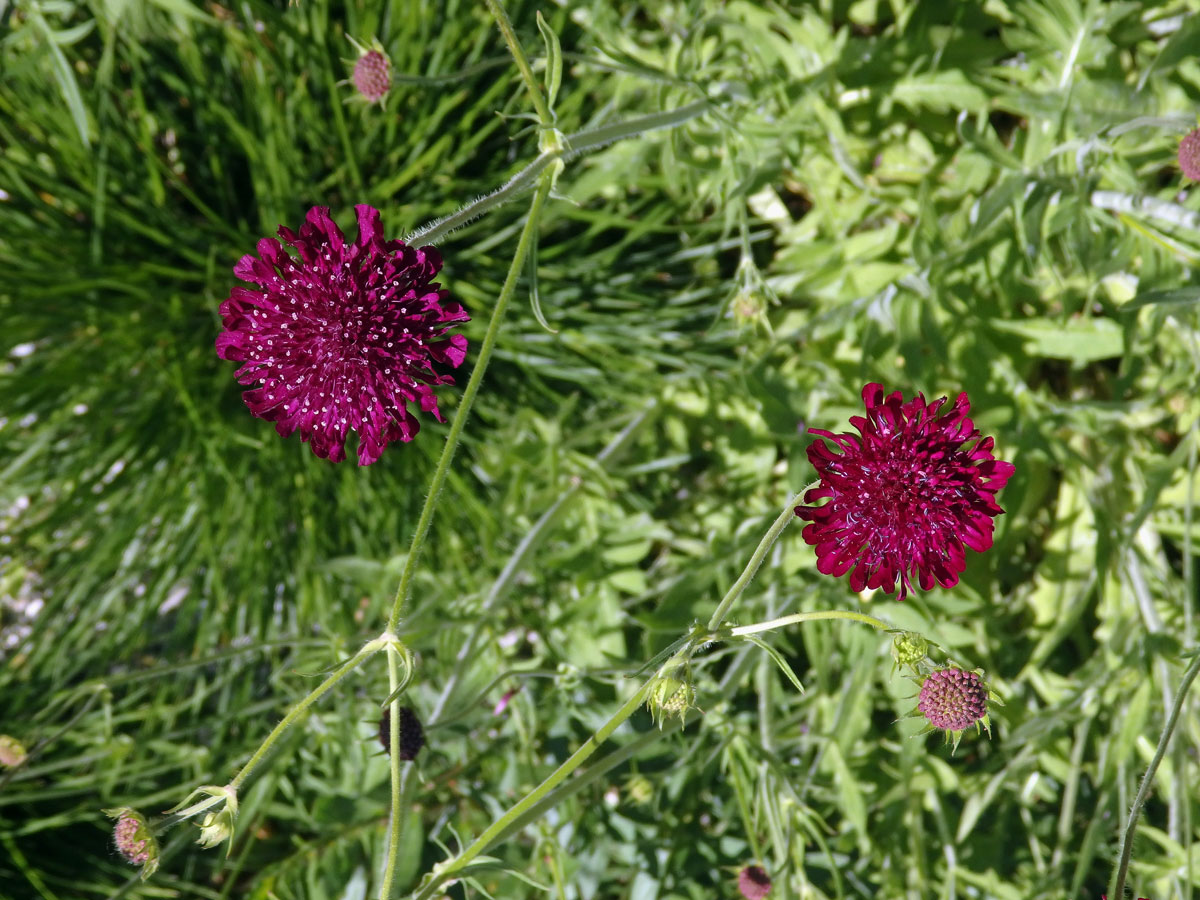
[167,784,239,854]
[647,666,695,729]
[891,631,929,670]
[353,50,391,103]
[0,735,27,768]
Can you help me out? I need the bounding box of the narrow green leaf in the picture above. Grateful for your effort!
[742,636,804,694]
[536,11,562,117]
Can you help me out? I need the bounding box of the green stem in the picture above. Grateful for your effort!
[1110,650,1200,899]
[387,175,554,633]
[405,100,713,246]
[706,492,803,633]
[229,636,386,791]
[729,610,892,638]
[379,647,405,900]
[483,0,554,127]
[410,675,657,900]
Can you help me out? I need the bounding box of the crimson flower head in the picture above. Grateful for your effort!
[795,384,1014,599]
[217,205,468,465]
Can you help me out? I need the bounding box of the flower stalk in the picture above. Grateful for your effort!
[387,173,554,634]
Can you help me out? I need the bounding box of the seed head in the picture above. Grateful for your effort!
[647,665,695,729]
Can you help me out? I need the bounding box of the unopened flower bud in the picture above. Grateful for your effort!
[891,631,929,670]
[0,735,27,768]
[647,666,695,729]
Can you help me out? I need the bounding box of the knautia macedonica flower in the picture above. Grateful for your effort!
[217,205,469,465]
[345,36,391,104]
[104,807,160,879]
[795,383,1014,600]
[738,865,772,900]
[353,50,390,102]
[1180,128,1200,181]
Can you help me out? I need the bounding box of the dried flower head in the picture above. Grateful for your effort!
[379,705,425,761]
[353,50,391,102]
[104,807,159,879]
[1180,128,1200,181]
[795,383,1014,599]
[217,205,469,465]
[738,865,772,900]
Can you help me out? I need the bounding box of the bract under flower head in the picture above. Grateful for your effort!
[795,384,1014,599]
[217,206,469,465]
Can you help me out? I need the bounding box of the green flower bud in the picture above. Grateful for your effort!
[891,631,929,670]
[0,735,27,768]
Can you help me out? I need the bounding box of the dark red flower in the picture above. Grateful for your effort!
[738,865,771,900]
[795,384,1014,599]
[1180,128,1200,181]
[217,205,468,465]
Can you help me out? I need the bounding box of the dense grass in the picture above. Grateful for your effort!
[3,0,1200,898]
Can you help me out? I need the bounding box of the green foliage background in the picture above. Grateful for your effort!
[2,0,1200,898]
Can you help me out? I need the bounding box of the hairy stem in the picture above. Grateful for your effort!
[729,610,893,637]
[706,492,803,633]
[1110,650,1200,899]
[229,635,386,792]
[379,647,405,900]
[406,100,713,246]
[484,0,554,126]
[410,674,657,900]
[387,175,554,633]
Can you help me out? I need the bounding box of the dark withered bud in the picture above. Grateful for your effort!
[379,705,424,761]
